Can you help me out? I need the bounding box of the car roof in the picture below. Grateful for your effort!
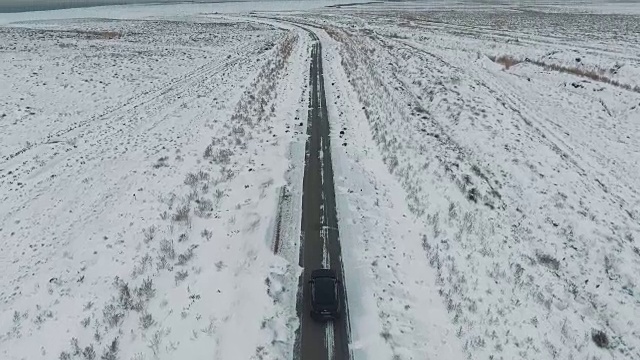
[312,277,337,304]
[311,268,336,279]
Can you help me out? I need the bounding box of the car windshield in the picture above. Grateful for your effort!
[313,277,336,305]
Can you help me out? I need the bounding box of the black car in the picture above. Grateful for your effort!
[309,269,341,321]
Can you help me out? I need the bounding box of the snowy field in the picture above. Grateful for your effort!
[0,8,315,360]
[272,2,640,360]
[1,1,640,360]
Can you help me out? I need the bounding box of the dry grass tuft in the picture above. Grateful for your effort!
[488,54,640,93]
[490,55,522,70]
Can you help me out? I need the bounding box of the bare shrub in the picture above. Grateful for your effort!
[175,270,189,284]
[159,239,176,260]
[213,149,233,164]
[152,157,169,169]
[490,54,640,94]
[184,171,209,187]
[59,351,71,360]
[203,144,214,159]
[232,125,245,136]
[135,278,156,301]
[195,198,214,218]
[536,252,560,270]
[102,304,124,328]
[83,344,96,360]
[186,189,199,202]
[115,279,133,310]
[201,229,213,241]
[592,330,609,348]
[214,189,225,203]
[172,205,190,224]
[71,338,81,355]
[143,226,156,244]
[177,246,196,266]
[140,312,155,330]
[184,173,198,187]
[490,55,522,70]
[380,330,392,341]
[81,317,91,327]
[156,255,172,271]
[133,254,153,278]
[215,261,225,271]
[101,337,119,360]
[148,330,163,357]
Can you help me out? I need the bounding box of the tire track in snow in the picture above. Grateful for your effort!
[1,42,254,165]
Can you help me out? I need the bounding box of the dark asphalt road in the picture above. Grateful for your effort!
[294,28,351,360]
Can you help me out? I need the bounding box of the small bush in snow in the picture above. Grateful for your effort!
[184,171,209,187]
[101,337,119,360]
[232,125,245,136]
[152,157,169,169]
[102,304,124,328]
[133,254,153,278]
[172,205,190,223]
[536,252,560,270]
[159,239,176,260]
[175,270,189,284]
[148,330,163,357]
[201,229,213,241]
[81,317,91,327]
[83,344,95,360]
[380,330,392,342]
[489,55,522,70]
[187,189,199,202]
[71,338,81,355]
[140,312,155,330]
[59,351,71,360]
[203,144,214,159]
[214,189,225,202]
[195,198,214,218]
[116,279,133,310]
[135,278,155,301]
[177,246,196,266]
[213,149,233,164]
[592,330,609,348]
[143,226,156,244]
[156,255,172,271]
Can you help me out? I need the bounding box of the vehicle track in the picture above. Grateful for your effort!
[1,43,255,164]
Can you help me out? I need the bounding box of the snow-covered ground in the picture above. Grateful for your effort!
[272,2,640,360]
[0,10,313,360]
[2,1,640,360]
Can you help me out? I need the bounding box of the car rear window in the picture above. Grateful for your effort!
[314,277,336,305]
